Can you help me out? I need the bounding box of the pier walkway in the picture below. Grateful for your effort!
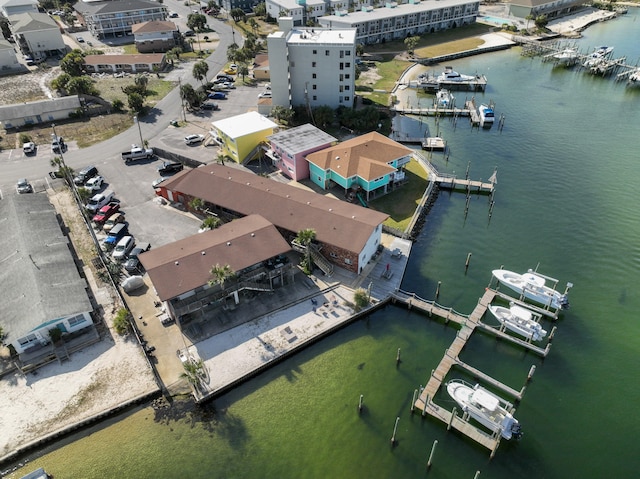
[391,287,551,456]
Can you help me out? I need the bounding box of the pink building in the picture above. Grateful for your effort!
[265,123,337,181]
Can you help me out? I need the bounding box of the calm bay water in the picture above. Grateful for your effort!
[9,13,640,478]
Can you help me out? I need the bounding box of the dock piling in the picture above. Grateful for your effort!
[411,389,417,413]
[549,326,557,341]
[422,394,429,416]
[358,394,363,413]
[448,407,457,430]
[465,253,472,270]
[391,416,400,445]
[527,365,536,382]
[427,439,438,469]
[396,348,401,366]
[474,471,481,479]
[435,281,441,298]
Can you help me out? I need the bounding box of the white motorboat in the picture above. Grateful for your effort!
[628,68,640,87]
[492,269,570,310]
[478,104,495,126]
[446,379,523,440]
[488,303,547,342]
[553,48,579,65]
[437,66,476,83]
[583,45,614,67]
[435,89,454,108]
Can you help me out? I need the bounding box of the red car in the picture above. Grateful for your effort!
[93,201,120,224]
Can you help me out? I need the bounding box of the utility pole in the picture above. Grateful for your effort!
[178,76,187,122]
[133,115,144,146]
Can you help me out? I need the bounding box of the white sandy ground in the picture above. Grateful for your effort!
[0,333,158,458]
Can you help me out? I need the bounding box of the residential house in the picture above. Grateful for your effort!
[305,131,412,200]
[139,214,292,325]
[132,20,180,53]
[0,0,38,18]
[0,96,82,129]
[0,39,20,74]
[218,0,262,13]
[155,163,389,274]
[211,111,278,164]
[73,0,168,39]
[265,0,326,26]
[252,53,270,81]
[83,53,166,74]
[0,195,95,364]
[265,123,337,181]
[318,0,479,45]
[9,12,66,61]
[267,17,356,109]
[508,0,585,20]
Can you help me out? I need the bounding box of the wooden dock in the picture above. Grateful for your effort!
[391,287,550,456]
[435,174,495,194]
[393,106,471,117]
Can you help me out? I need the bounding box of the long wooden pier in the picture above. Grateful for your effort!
[435,174,495,194]
[391,288,549,456]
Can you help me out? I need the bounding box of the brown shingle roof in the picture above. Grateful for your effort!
[306,131,411,181]
[160,164,388,255]
[139,215,290,301]
[131,20,177,33]
[83,53,165,65]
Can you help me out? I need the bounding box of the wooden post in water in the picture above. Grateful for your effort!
[396,348,401,366]
[527,365,537,382]
[549,326,557,341]
[422,394,429,416]
[358,394,363,413]
[448,407,457,430]
[391,416,400,445]
[474,471,481,479]
[411,389,417,413]
[427,439,438,468]
[465,252,472,270]
[436,281,441,298]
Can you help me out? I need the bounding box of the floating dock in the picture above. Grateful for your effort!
[391,286,554,457]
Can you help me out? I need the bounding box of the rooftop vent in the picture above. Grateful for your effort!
[175,261,179,265]
[227,242,231,246]
[201,251,206,255]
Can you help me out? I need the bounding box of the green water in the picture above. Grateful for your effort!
[8,13,640,478]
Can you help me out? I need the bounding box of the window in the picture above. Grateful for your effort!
[313,95,317,100]
[344,258,352,265]
[312,61,316,67]
[345,74,350,79]
[339,74,343,81]
[68,314,87,327]
[346,50,351,56]
[345,96,350,101]
[339,85,343,92]
[345,62,351,67]
[313,49,317,54]
[345,85,350,90]
[325,50,330,56]
[312,73,317,79]
[312,84,317,90]
[340,51,344,58]
[339,62,344,70]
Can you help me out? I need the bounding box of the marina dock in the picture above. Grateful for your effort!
[435,173,495,194]
[391,286,552,456]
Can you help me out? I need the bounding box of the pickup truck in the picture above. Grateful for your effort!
[122,145,154,163]
[93,201,120,225]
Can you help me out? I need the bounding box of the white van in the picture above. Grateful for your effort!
[112,236,135,261]
[86,190,114,213]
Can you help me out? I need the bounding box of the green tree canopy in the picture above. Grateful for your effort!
[230,8,246,22]
[208,264,236,289]
[66,75,99,96]
[192,61,209,85]
[60,49,85,76]
[127,91,145,113]
[404,36,419,54]
[187,13,207,31]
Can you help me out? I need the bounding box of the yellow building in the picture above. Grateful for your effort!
[211,111,278,163]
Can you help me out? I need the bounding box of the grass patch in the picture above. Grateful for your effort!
[414,37,486,58]
[370,159,429,231]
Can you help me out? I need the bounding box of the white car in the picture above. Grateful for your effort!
[113,235,135,261]
[23,142,36,154]
[85,175,104,191]
[184,134,205,145]
[258,91,272,99]
[16,178,33,194]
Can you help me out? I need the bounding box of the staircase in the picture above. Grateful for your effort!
[309,244,334,277]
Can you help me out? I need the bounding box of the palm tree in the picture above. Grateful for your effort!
[296,228,316,273]
[50,156,74,186]
[208,263,235,290]
[216,153,226,165]
[200,216,221,231]
[192,60,209,85]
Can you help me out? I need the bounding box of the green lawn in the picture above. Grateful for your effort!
[370,159,429,231]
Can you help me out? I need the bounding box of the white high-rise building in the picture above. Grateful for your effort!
[267,18,356,110]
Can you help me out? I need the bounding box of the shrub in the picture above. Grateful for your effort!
[49,327,63,344]
[113,308,130,335]
[353,288,370,312]
[19,133,32,144]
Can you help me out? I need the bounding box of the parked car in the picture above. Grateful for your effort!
[103,212,125,233]
[208,92,226,100]
[51,136,65,153]
[23,142,36,154]
[200,102,219,111]
[16,178,33,194]
[215,74,234,82]
[85,175,104,191]
[221,82,236,89]
[168,11,178,17]
[258,91,272,99]
[93,201,120,225]
[124,242,151,272]
[103,222,128,249]
[152,177,166,189]
[76,36,84,42]
[86,190,114,213]
[157,161,184,176]
[112,235,135,261]
[183,30,195,37]
[184,134,204,145]
[73,165,98,185]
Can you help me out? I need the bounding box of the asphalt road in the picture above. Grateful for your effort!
[0,13,265,249]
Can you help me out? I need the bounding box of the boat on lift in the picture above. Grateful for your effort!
[434,89,454,108]
[553,48,579,66]
[478,104,495,127]
[583,45,614,67]
[446,379,523,440]
[492,269,570,310]
[627,68,640,87]
[437,66,476,83]
[488,303,547,341]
